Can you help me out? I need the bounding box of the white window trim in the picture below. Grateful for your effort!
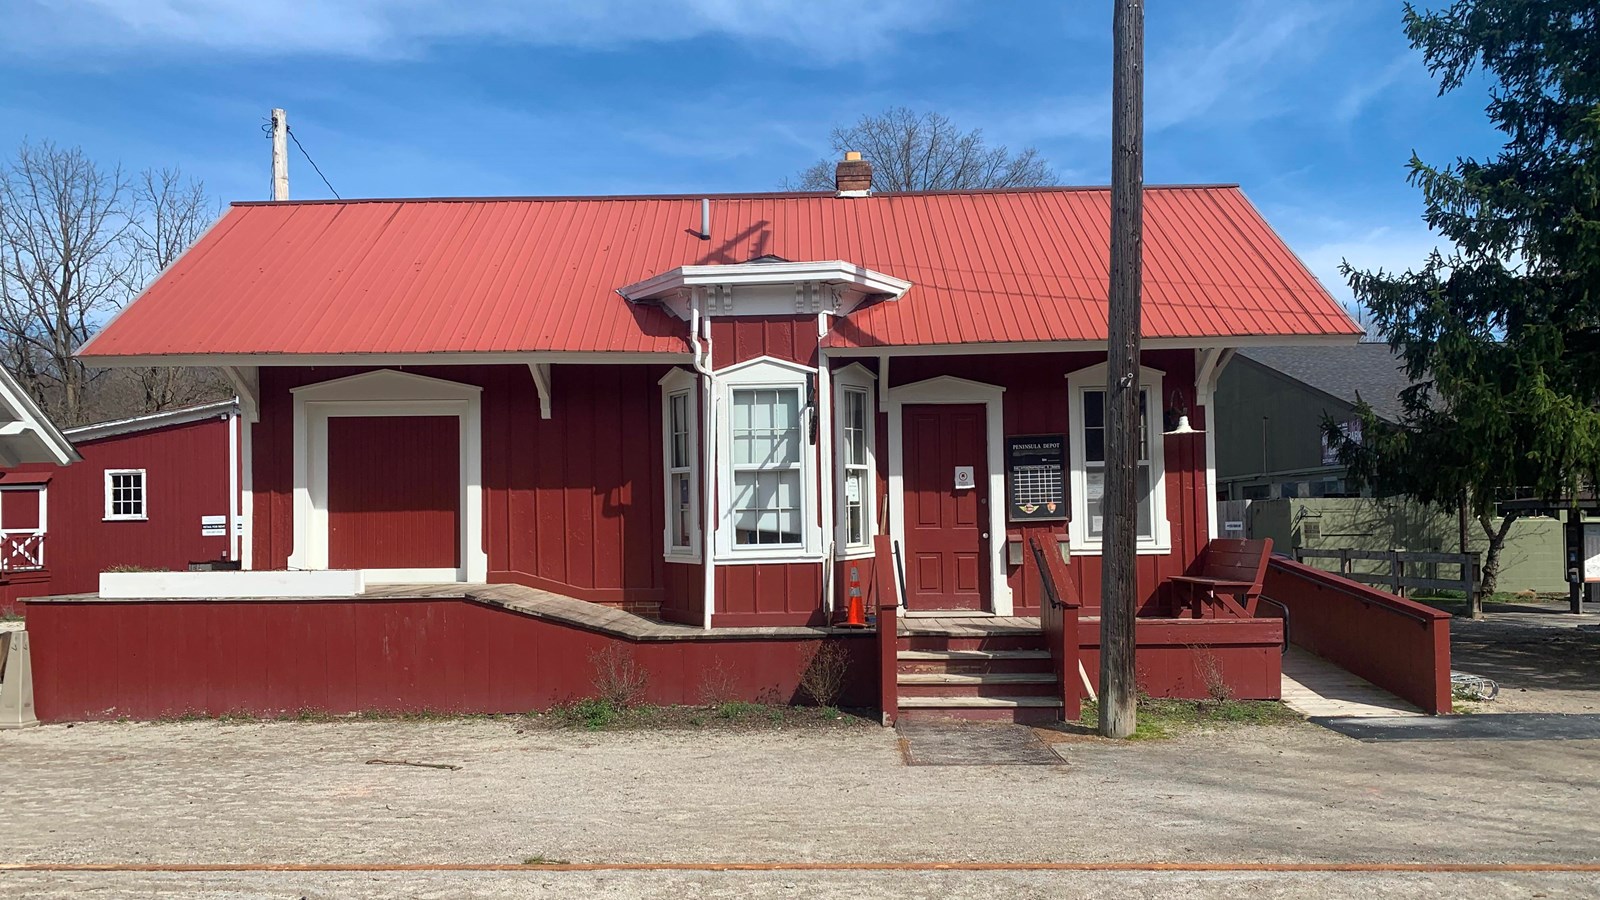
[886,375,1013,616]
[103,469,149,521]
[289,369,488,584]
[660,367,702,563]
[714,355,822,563]
[1064,362,1171,555]
[832,363,877,559]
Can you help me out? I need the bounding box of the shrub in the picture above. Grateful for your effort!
[696,656,739,706]
[590,644,648,709]
[797,641,850,708]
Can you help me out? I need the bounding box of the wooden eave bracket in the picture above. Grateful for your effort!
[1194,347,1234,406]
[220,366,260,423]
[529,363,552,419]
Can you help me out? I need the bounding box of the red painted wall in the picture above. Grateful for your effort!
[24,597,876,721]
[253,365,688,618]
[1,415,236,615]
[860,349,1208,617]
[1261,557,1452,713]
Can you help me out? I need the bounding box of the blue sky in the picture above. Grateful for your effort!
[2,1,1502,312]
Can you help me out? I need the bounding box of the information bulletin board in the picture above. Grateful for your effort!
[1006,434,1068,522]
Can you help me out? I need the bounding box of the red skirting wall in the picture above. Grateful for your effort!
[1076,618,1284,701]
[1260,557,1452,714]
[24,598,876,722]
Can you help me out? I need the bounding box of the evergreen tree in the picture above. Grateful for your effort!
[1330,1,1600,615]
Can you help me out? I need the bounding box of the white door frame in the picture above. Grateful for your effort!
[886,375,1011,616]
[288,369,488,583]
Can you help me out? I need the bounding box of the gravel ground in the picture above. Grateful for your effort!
[4,869,1599,899]
[1,717,1597,897]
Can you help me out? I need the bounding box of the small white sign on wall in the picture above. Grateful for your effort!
[954,466,975,490]
[201,514,226,537]
[1585,523,1600,583]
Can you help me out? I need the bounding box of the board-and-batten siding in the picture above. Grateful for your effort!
[252,365,686,616]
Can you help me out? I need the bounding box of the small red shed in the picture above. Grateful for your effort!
[1,400,242,614]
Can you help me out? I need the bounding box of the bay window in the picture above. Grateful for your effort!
[1065,363,1170,553]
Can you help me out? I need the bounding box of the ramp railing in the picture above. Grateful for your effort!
[1030,534,1082,721]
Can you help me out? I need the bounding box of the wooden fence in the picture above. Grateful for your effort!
[1293,547,1481,598]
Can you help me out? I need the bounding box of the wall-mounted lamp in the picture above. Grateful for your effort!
[1162,391,1204,436]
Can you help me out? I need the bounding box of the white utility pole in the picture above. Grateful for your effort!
[271,108,289,201]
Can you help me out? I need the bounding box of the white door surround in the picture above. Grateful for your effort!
[886,375,1011,616]
[288,369,488,583]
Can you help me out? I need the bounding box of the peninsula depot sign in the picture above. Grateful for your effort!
[1007,434,1068,522]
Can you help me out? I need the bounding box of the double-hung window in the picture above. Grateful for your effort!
[832,364,877,555]
[717,357,819,560]
[730,387,803,546]
[659,368,700,561]
[1065,364,1169,553]
[104,469,148,521]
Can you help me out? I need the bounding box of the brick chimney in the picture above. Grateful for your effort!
[835,151,872,196]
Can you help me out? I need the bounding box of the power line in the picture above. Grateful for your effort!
[286,125,341,199]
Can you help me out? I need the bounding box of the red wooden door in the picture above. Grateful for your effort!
[902,404,988,611]
[327,416,460,570]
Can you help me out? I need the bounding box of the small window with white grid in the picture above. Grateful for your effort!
[104,469,147,521]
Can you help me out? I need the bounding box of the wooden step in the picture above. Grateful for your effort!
[897,672,1056,685]
[898,696,1063,709]
[897,649,1050,661]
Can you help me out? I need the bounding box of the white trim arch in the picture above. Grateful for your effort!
[289,369,488,583]
[886,375,1011,616]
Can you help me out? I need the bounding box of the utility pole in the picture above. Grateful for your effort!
[1100,0,1144,739]
[271,108,289,201]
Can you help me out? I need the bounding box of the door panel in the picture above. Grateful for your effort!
[327,416,460,570]
[902,403,989,611]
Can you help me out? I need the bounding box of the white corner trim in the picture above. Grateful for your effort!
[289,369,487,583]
[886,375,1012,616]
[1063,362,1172,554]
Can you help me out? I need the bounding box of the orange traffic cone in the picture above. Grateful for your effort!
[838,564,868,628]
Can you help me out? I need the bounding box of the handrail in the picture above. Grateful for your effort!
[1267,557,1449,626]
[1029,537,1066,609]
[1254,594,1292,653]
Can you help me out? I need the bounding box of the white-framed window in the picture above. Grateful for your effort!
[1064,363,1170,554]
[716,356,820,561]
[659,367,701,562]
[833,363,877,556]
[104,469,148,521]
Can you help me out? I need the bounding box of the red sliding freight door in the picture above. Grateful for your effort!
[326,415,460,570]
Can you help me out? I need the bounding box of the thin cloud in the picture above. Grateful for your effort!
[1333,54,1417,125]
[8,0,956,64]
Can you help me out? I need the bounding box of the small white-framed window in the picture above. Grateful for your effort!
[104,469,148,521]
[659,368,701,562]
[1065,364,1169,554]
[716,356,820,561]
[832,363,877,556]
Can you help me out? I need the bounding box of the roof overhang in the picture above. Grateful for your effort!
[0,368,80,466]
[620,259,912,319]
[821,333,1362,356]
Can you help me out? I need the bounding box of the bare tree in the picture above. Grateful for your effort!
[786,108,1056,192]
[126,168,228,412]
[0,140,134,425]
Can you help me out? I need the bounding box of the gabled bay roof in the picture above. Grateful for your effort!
[79,185,1359,362]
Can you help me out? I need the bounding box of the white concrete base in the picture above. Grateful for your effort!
[0,630,37,729]
[99,569,366,599]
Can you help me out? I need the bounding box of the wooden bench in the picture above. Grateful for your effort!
[1165,538,1273,619]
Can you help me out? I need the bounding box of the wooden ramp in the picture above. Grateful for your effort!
[1280,646,1424,718]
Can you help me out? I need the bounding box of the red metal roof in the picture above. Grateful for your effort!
[79,186,1358,360]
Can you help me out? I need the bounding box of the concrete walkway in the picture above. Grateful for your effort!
[1279,647,1423,718]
